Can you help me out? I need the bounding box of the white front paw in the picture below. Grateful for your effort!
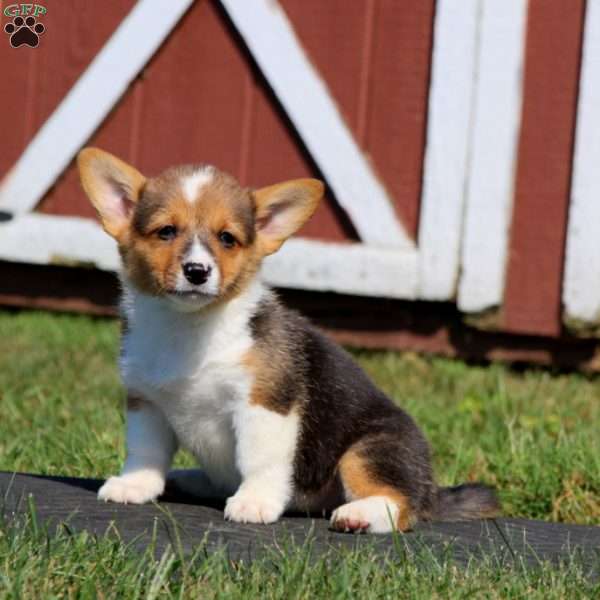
[98,471,165,505]
[224,491,284,524]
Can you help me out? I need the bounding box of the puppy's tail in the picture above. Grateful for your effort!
[432,483,500,521]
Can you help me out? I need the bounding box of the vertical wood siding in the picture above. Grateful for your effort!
[2,0,600,345]
[280,0,435,239]
[503,0,586,336]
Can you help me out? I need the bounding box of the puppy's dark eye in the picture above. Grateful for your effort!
[219,231,237,249]
[157,225,177,240]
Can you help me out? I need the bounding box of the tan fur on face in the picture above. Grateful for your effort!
[124,194,193,295]
[126,168,261,299]
[190,180,260,301]
[338,449,416,531]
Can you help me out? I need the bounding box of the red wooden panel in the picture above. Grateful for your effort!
[502,0,585,337]
[279,0,435,239]
[28,1,135,136]
[0,22,35,181]
[28,0,137,218]
[366,0,435,239]
[38,0,355,241]
[269,0,369,240]
[135,0,247,176]
[138,0,353,241]
[245,64,357,241]
[278,0,369,132]
[39,81,142,219]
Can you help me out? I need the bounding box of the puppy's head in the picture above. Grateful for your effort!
[77,148,323,311]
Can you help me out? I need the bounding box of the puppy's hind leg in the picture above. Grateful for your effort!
[330,433,434,534]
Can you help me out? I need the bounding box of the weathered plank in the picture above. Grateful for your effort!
[1,472,599,573]
[502,0,586,336]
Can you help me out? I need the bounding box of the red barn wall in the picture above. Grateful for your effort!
[1,0,599,366]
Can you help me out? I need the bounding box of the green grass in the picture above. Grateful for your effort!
[2,511,598,599]
[1,309,599,598]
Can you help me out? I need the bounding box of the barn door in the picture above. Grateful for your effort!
[0,0,593,339]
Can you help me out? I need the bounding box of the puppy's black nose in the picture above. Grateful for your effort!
[183,262,211,285]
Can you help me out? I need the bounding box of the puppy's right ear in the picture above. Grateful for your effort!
[77,147,145,239]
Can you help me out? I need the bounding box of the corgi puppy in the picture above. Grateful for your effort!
[77,148,499,533]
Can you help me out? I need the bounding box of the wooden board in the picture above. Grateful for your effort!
[279,0,435,239]
[502,0,586,336]
[1,472,599,572]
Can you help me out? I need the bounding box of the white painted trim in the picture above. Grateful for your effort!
[221,0,414,250]
[417,0,479,300]
[563,0,600,324]
[264,239,418,299]
[457,0,527,313]
[0,214,120,271]
[0,215,419,300]
[0,0,194,215]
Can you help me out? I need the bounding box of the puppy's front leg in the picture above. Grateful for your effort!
[98,395,176,504]
[225,405,299,524]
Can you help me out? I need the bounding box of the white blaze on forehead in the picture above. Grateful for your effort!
[182,166,215,204]
[185,238,214,266]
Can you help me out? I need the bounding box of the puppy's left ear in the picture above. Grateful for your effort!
[253,179,324,255]
[77,147,146,240]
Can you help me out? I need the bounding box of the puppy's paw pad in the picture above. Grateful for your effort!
[330,505,370,533]
[330,516,370,533]
[224,493,283,524]
[98,474,164,505]
[330,497,401,534]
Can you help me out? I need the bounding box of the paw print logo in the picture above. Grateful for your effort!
[4,16,45,48]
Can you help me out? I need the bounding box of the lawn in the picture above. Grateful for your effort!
[0,309,599,598]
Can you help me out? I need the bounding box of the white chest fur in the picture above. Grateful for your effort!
[119,281,265,492]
